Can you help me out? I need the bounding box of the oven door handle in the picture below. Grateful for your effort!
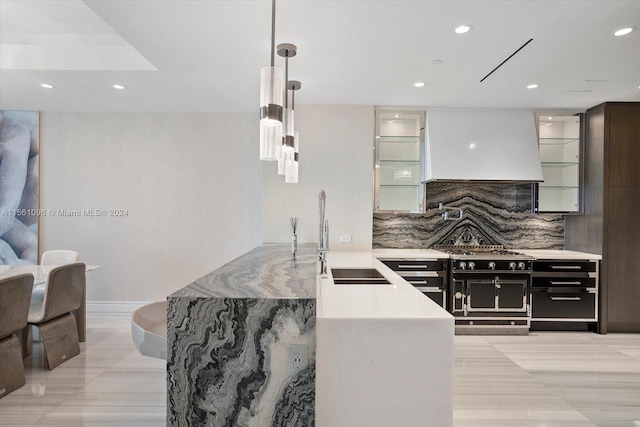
[398,264,429,269]
[549,281,582,285]
[550,265,582,270]
[549,296,581,301]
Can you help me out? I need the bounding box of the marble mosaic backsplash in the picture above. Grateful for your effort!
[167,297,316,426]
[373,183,564,249]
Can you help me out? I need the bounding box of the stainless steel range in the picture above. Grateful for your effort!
[435,245,535,335]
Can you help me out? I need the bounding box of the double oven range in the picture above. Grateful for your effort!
[435,245,535,334]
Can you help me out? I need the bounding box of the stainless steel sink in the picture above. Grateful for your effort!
[330,268,390,285]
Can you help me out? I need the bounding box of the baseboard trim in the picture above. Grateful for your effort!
[86,301,150,314]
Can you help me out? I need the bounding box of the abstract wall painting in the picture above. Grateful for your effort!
[0,111,39,264]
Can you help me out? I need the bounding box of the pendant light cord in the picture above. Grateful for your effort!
[270,0,276,67]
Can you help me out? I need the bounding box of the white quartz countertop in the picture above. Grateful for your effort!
[372,248,449,259]
[519,249,602,260]
[318,251,452,320]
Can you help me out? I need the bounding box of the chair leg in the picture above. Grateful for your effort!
[0,335,26,398]
[20,325,32,358]
[38,313,80,370]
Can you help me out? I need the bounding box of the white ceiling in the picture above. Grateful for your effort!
[1,0,639,113]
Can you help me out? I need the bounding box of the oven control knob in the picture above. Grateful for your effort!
[488,262,496,270]
[509,262,517,271]
[468,261,475,270]
[518,262,526,270]
[459,262,466,270]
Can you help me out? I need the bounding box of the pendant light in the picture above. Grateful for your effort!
[285,80,301,184]
[259,0,284,161]
[276,43,296,176]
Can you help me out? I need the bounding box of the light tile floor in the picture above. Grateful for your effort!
[1,313,639,426]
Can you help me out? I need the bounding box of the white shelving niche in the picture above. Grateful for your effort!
[374,109,425,213]
[536,114,583,214]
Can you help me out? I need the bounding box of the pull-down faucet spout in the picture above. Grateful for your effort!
[318,190,329,274]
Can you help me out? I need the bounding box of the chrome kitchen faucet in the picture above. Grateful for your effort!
[318,190,329,275]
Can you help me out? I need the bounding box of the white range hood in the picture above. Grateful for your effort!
[423,110,543,182]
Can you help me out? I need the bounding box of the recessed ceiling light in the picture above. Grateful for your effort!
[40,83,54,89]
[454,25,471,34]
[527,84,539,89]
[547,116,553,120]
[113,84,126,90]
[395,114,400,118]
[431,59,443,65]
[468,143,477,150]
[414,82,426,88]
[612,27,634,36]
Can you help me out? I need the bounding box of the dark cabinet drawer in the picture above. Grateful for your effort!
[532,276,597,288]
[380,259,447,272]
[531,291,597,320]
[533,260,597,273]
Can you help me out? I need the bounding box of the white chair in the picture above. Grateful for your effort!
[0,274,34,398]
[32,250,80,303]
[31,250,81,341]
[24,263,85,369]
[41,250,80,265]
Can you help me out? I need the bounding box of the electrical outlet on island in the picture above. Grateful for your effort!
[286,344,308,373]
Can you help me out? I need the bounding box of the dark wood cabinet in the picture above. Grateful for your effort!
[565,102,640,333]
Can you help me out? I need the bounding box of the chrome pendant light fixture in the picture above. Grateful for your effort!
[285,80,301,184]
[259,0,284,161]
[277,43,297,176]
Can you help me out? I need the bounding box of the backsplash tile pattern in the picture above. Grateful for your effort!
[373,183,564,249]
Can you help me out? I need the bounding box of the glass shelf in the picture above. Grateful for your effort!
[539,186,579,189]
[542,162,579,167]
[539,138,579,145]
[376,136,421,143]
[379,160,420,163]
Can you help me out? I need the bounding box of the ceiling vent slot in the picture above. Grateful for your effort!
[479,38,534,83]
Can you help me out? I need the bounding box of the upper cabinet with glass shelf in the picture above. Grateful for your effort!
[374,109,425,213]
[535,113,583,214]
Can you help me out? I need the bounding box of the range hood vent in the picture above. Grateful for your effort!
[423,110,543,183]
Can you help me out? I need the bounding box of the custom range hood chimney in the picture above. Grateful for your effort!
[423,110,543,183]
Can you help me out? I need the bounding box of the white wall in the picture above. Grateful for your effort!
[262,105,374,251]
[39,113,262,303]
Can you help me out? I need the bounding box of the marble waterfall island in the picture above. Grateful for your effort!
[167,244,317,426]
[167,244,454,427]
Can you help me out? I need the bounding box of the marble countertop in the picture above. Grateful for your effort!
[169,243,318,299]
[169,243,451,321]
[318,251,452,320]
